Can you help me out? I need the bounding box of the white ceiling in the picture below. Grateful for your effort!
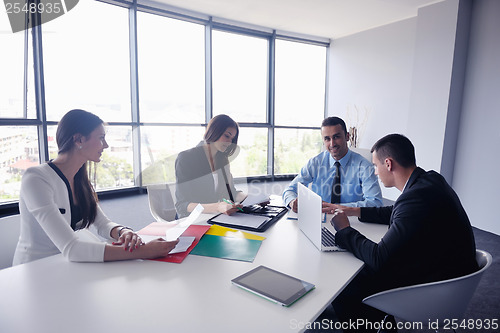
[151,0,444,39]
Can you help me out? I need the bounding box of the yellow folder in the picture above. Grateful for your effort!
[205,224,266,241]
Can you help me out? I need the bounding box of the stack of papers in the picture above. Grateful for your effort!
[165,204,204,241]
[137,222,210,263]
[139,235,195,254]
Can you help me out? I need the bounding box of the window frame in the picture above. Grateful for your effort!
[0,0,330,212]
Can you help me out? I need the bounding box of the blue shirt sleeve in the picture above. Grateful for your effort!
[282,157,317,207]
[341,156,383,207]
[282,150,383,208]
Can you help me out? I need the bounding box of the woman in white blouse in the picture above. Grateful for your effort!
[13,109,178,265]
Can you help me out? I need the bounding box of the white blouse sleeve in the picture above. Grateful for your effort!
[21,168,106,262]
[93,205,120,240]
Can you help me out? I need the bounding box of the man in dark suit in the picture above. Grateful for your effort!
[330,134,477,332]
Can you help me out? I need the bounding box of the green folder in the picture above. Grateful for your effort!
[190,234,262,262]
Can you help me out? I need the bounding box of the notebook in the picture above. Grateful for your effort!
[297,183,345,252]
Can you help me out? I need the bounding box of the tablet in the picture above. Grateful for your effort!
[231,266,315,307]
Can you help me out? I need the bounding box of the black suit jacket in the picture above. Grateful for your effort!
[174,143,239,218]
[336,167,477,291]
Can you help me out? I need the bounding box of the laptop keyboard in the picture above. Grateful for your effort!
[321,227,337,247]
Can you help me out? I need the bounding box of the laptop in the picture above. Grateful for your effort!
[297,183,345,252]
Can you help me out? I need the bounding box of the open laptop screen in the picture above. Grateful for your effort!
[298,183,323,250]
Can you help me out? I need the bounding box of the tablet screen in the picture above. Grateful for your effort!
[231,266,315,306]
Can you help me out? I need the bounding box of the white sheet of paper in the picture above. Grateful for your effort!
[165,204,204,241]
[138,235,195,254]
[241,193,270,206]
[169,236,195,254]
[211,212,269,229]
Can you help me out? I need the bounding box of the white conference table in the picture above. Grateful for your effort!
[0,214,387,333]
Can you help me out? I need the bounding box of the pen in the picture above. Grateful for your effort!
[222,198,244,212]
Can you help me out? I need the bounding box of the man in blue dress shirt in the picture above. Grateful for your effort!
[283,116,382,212]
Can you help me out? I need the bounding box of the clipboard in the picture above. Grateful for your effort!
[207,205,287,232]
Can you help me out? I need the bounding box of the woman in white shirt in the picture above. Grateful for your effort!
[13,109,178,265]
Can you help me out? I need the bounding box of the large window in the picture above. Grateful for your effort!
[212,30,268,123]
[0,127,39,203]
[43,0,131,122]
[42,1,134,189]
[0,14,35,119]
[273,40,327,174]
[275,40,326,127]
[231,127,269,177]
[1,12,37,203]
[140,125,205,185]
[46,125,134,190]
[137,12,205,124]
[212,30,270,178]
[0,0,328,208]
[274,128,322,175]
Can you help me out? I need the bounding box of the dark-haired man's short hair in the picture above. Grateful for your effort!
[371,134,416,168]
[321,116,347,134]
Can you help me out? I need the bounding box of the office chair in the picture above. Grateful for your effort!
[147,183,177,222]
[362,249,492,333]
[0,215,21,269]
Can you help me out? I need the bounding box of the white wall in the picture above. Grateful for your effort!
[406,0,463,178]
[453,0,500,235]
[327,0,500,234]
[327,18,418,200]
[327,17,417,150]
[327,0,470,202]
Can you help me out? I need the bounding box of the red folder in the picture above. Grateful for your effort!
[137,222,210,263]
